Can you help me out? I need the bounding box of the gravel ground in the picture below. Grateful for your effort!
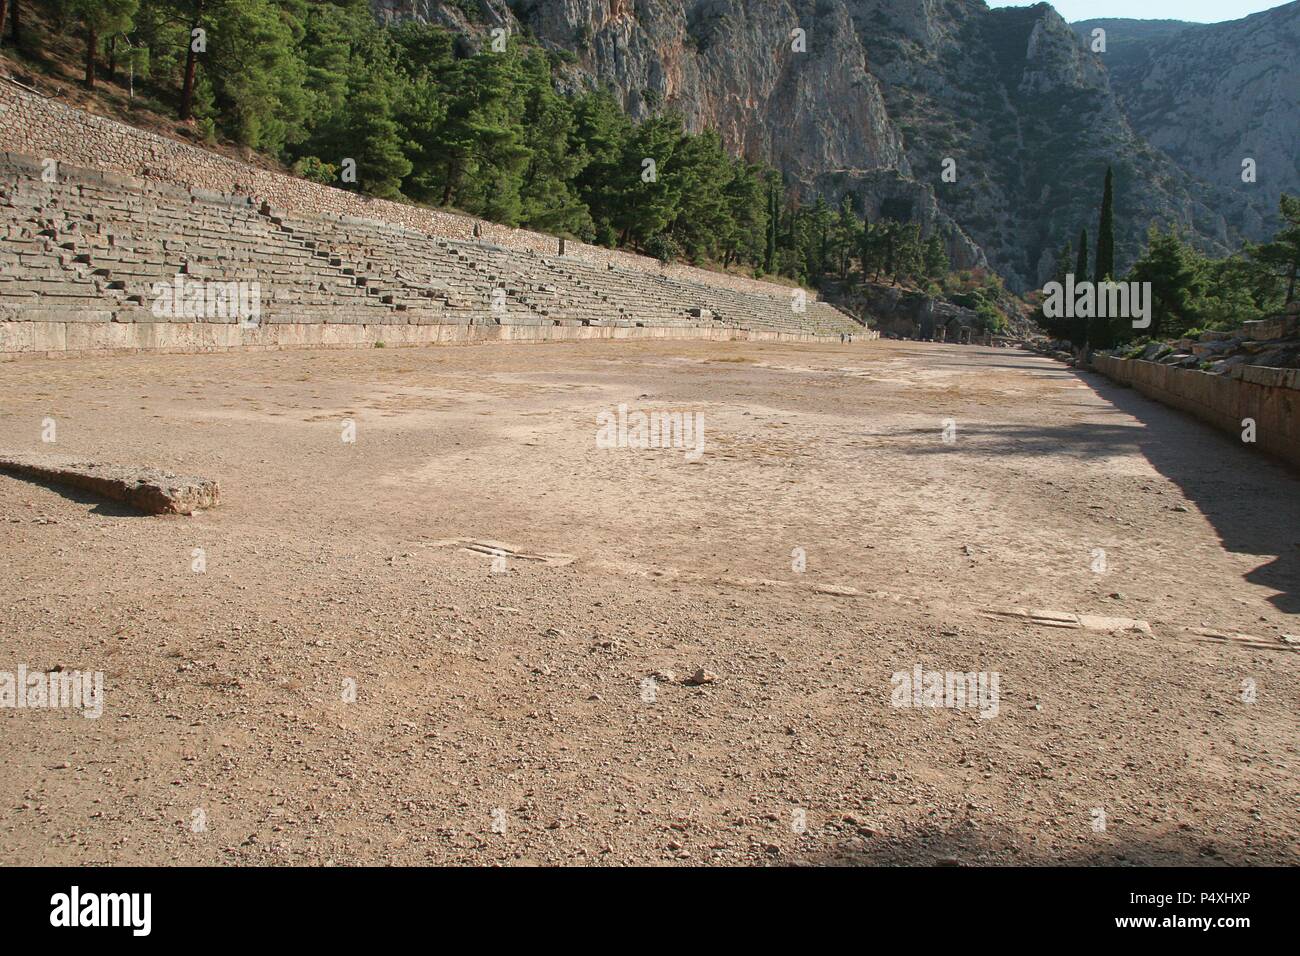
[0,338,1296,865]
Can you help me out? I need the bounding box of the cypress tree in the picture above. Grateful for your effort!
[759,178,769,274]
[1094,167,1115,283]
[1075,226,1092,346]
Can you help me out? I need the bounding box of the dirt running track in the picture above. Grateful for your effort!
[0,339,1297,865]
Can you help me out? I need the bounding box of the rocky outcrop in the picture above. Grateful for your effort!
[860,1,1241,291]
[821,279,978,340]
[1117,308,1300,377]
[1073,5,1299,231]
[373,0,1264,293]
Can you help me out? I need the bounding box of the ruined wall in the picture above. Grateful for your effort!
[1091,354,1300,472]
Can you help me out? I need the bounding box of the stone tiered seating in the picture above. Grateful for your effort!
[0,156,864,346]
[1,174,402,326]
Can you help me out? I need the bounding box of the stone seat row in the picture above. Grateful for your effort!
[1,165,861,337]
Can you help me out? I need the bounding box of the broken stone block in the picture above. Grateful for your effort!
[0,453,220,515]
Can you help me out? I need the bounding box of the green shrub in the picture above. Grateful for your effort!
[292,156,339,185]
[645,234,682,263]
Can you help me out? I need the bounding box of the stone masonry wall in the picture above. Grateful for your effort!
[1091,353,1300,472]
[0,80,809,303]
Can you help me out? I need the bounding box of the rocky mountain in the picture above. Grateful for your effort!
[1072,5,1300,228]
[1069,17,1192,59]
[371,0,1284,291]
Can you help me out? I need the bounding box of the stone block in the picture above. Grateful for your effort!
[0,452,219,515]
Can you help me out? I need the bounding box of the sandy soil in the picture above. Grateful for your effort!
[0,338,1297,866]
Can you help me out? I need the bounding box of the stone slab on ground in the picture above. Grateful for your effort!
[982,607,1153,635]
[1184,626,1297,652]
[0,453,219,515]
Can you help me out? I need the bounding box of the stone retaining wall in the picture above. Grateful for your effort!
[0,317,849,360]
[0,80,808,303]
[1091,353,1300,471]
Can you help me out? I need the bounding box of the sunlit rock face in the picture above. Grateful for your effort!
[373,0,1276,292]
[1073,4,1299,236]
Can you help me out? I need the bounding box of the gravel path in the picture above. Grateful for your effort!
[1,339,1296,865]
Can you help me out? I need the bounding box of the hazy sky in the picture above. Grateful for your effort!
[985,0,1291,23]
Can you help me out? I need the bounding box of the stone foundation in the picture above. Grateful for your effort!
[0,453,220,514]
[0,318,865,360]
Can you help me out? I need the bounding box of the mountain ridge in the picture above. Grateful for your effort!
[373,0,1284,291]
[1072,3,1300,228]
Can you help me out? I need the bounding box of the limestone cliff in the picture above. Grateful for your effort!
[372,0,1280,291]
[1073,5,1299,230]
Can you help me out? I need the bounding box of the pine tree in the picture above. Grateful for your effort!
[1128,226,1206,338]
[891,222,923,285]
[807,196,833,278]
[718,160,765,268]
[417,45,526,212]
[1035,239,1073,341]
[671,128,732,261]
[569,89,631,245]
[339,89,412,200]
[859,220,887,282]
[169,0,209,121]
[516,51,591,236]
[877,221,899,284]
[69,0,139,89]
[445,46,531,221]
[612,112,683,250]
[1249,193,1300,304]
[1094,166,1115,283]
[832,197,861,280]
[922,234,949,282]
[156,0,309,151]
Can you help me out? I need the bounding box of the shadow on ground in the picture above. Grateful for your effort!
[0,473,147,518]
[895,361,1300,614]
[800,821,1281,867]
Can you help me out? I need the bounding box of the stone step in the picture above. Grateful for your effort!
[1,161,861,345]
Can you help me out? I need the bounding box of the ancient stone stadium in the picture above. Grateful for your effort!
[1,1,1299,907]
[0,87,863,354]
